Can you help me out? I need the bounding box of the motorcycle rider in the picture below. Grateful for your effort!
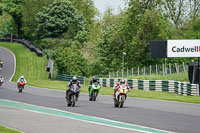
[17,76,27,88]
[0,75,4,84]
[66,76,81,101]
[113,79,130,97]
[0,60,3,68]
[88,76,99,95]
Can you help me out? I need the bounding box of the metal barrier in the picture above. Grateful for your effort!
[0,38,44,57]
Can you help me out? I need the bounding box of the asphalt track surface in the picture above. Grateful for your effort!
[0,47,200,133]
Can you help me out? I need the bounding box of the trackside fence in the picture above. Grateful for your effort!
[55,74,85,84]
[98,78,198,96]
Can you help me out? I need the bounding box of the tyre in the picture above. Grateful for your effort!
[120,96,125,108]
[67,94,71,106]
[19,87,22,93]
[93,91,96,101]
[71,95,75,107]
[89,97,92,101]
[114,99,119,107]
[114,103,119,107]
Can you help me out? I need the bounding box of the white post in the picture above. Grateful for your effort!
[156,64,158,74]
[150,65,151,75]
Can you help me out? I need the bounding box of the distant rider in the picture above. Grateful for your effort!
[17,76,27,88]
[0,75,4,83]
[0,60,3,68]
[113,79,130,97]
[66,76,81,100]
[88,76,99,94]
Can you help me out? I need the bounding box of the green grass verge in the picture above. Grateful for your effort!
[1,42,200,104]
[0,126,21,133]
[0,42,48,82]
[129,72,188,82]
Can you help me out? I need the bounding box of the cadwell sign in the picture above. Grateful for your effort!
[167,40,200,57]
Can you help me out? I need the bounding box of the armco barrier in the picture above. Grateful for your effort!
[0,38,44,57]
[99,78,198,96]
[55,74,85,84]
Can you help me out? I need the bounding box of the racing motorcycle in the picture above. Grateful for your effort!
[18,80,25,93]
[114,84,130,108]
[89,82,101,101]
[67,84,80,107]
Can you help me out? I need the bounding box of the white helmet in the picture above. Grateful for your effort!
[21,76,24,78]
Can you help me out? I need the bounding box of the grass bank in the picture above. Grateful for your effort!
[0,126,21,133]
[1,42,200,104]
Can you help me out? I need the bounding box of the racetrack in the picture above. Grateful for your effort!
[0,47,200,133]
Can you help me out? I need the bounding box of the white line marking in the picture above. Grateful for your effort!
[0,46,16,82]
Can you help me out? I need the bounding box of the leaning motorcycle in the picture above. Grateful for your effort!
[114,84,130,108]
[67,84,80,107]
[18,81,25,93]
[89,82,101,101]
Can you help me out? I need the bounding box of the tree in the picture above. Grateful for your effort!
[69,0,97,24]
[1,0,25,38]
[53,46,88,76]
[35,1,88,39]
[21,0,54,40]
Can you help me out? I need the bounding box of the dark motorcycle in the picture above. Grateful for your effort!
[67,84,80,107]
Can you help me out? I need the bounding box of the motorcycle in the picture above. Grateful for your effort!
[18,81,25,93]
[89,82,101,101]
[67,84,80,107]
[114,84,130,108]
[0,81,2,87]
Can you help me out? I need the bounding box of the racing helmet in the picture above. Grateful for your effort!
[120,79,125,85]
[72,76,77,82]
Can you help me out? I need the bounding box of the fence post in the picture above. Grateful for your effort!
[109,72,111,78]
[183,62,186,76]
[150,65,152,75]
[169,63,172,74]
[162,64,165,75]
[138,66,140,76]
[132,68,134,76]
[156,64,158,75]
[122,69,123,78]
[175,63,178,74]
[143,66,145,75]
[127,68,128,77]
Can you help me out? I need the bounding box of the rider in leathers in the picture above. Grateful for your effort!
[88,76,99,95]
[113,79,130,98]
[66,76,81,100]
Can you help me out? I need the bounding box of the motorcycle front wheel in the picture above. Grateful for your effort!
[120,96,125,108]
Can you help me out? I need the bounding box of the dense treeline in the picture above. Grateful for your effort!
[0,0,200,77]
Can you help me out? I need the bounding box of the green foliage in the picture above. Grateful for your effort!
[37,38,71,50]
[53,46,88,76]
[0,12,16,36]
[69,0,97,24]
[1,0,25,37]
[21,0,54,40]
[98,3,174,75]
[35,1,88,39]
[183,18,200,39]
